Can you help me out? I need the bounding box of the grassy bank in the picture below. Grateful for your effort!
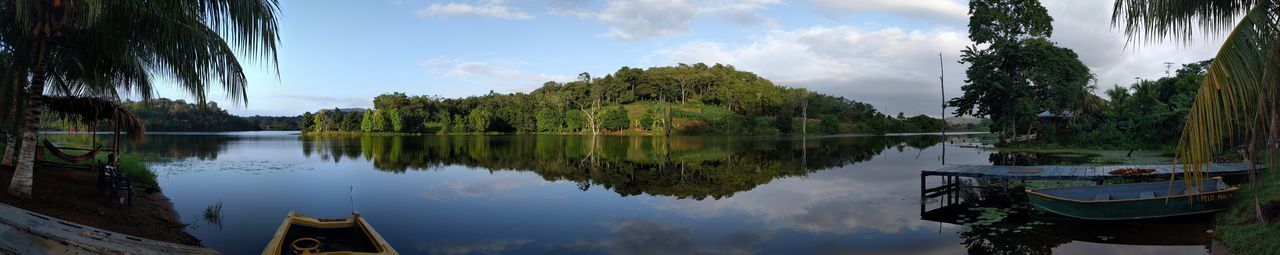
[27,140,161,193]
[1215,168,1280,254]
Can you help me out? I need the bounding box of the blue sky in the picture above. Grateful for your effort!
[153,0,1223,117]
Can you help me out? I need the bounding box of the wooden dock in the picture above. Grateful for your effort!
[918,163,1259,213]
[923,163,1255,181]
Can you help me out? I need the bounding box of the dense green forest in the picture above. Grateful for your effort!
[948,0,1204,150]
[1026,60,1210,150]
[303,63,964,136]
[123,99,256,131]
[44,98,301,132]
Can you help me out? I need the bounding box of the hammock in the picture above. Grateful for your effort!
[38,139,103,164]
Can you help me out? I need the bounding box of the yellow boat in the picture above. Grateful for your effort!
[261,212,398,255]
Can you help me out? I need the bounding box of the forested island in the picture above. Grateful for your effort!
[302,63,973,136]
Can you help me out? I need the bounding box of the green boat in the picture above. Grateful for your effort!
[1026,177,1237,220]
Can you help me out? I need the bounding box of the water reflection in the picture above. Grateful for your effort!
[299,135,942,200]
[45,132,1214,254]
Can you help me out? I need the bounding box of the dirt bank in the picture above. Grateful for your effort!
[0,164,200,245]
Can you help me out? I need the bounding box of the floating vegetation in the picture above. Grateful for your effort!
[965,207,1016,226]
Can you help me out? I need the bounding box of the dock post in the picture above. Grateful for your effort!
[1001,178,1009,198]
[920,173,927,214]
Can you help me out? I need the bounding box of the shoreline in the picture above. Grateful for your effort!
[0,164,201,246]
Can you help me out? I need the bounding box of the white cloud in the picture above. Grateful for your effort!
[652,144,971,235]
[420,58,571,92]
[1040,0,1221,90]
[648,0,1225,116]
[553,0,781,41]
[811,0,968,23]
[656,26,971,116]
[417,0,534,20]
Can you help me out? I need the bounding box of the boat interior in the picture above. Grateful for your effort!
[1035,178,1230,201]
[278,221,380,254]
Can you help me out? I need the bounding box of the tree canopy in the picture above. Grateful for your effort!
[304,63,971,135]
[950,0,1094,140]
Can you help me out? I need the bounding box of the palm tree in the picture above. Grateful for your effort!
[1104,85,1129,107]
[1113,1,1278,219]
[0,0,281,198]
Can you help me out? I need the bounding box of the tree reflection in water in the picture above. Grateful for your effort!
[50,133,239,160]
[300,135,943,200]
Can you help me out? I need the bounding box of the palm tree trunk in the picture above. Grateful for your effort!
[1,112,18,167]
[1,74,23,167]
[1,116,14,167]
[7,46,48,199]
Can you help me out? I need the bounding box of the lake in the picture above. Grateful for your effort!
[53,132,1214,254]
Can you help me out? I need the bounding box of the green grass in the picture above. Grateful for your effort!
[27,138,162,193]
[1214,167,1280,254]
[117,153,160,193]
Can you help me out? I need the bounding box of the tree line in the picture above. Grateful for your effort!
[1031,60,1210,150]
[303,63,963,136]
[43,98,301,132]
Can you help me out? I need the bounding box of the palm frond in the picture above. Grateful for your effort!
[1112,0,1259,45]
[41,96,146,142]
[1173,2,1278,188]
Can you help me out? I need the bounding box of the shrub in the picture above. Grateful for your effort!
[535,108,563,132]
[565,111,585,132]
[602,107,629,130]
[639,112,655,130]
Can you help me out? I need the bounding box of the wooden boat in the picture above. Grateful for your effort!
[1025,177,1237,220]
[262,212,398,255]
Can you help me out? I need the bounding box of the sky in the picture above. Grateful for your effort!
[152,0,1225,117]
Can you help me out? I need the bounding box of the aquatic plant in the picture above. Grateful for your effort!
[204,200,224,230]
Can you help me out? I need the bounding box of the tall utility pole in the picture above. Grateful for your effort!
[1163,62,1175,77]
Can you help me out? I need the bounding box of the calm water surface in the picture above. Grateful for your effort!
[56,132,1213,254]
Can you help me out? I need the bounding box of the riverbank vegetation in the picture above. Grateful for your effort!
[954,1,1280,251]
[303,64,975,136]
[950,0,1207,152]
[1001,61,1209,151]
[41,98,302,132]
[1214,158,1280,254]
[0,0,282,201]
[1111,1,1279,253]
